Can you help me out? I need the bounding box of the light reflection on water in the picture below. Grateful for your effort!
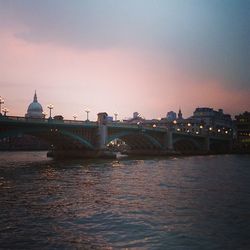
[0,152,250,249]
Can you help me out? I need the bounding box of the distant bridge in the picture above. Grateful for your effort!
[0,114,233,158]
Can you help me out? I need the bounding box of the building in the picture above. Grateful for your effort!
[162,107,233,135]
[234,111,250,151]
[25,91,45,119]
[177,108,183,120]
[106,116,114,122]
[166,111,176,121]
[125,112,145,124]
[133,112,140,119]
[190,107,233,131]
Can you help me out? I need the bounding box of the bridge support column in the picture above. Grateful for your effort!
[98,124,107,149]
[204,136,210,152]
[229,139,233,152]
[164,131,173,150]
[97,112,108,150]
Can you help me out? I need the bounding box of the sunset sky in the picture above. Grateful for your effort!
[0,0,249,120]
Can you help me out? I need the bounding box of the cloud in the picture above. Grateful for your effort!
[0,0,249,118]
[1,0,249,91]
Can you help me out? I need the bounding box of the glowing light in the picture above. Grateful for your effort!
[196,131,199,134]
[2,107,9,116]
[177,128,180,131]
[209,127,213,131]
[173,120,177,124]
[0,96,4,115]
[47,104,54,109]
[218,129,221,132]
[199,125,203,129]
[153,124,157,128]
[187,123,191,127]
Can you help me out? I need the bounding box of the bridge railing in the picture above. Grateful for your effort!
[107,122,167,131]
[0,116,232,138]
[0,116,27,122]
[63,119,97,125]
[0,115,98,126]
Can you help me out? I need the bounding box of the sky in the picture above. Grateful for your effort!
[0,0,249,120]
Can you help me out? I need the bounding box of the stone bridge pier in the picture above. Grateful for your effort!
[164,130,173,150]
[97,112,108,150]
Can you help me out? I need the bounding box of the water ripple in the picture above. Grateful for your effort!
[0,152,250,249]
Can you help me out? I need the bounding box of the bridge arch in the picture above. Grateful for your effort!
[209,140,231,153]
[0,128,95,150]
[173,137,201,153]
[107,131,163,150]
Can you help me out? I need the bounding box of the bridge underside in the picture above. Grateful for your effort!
[107,131,172,155]
[210,140,232,153]
[173,140,199,154]
[0,130,91,149]
[0,127,106,158]
[120,134,161,150]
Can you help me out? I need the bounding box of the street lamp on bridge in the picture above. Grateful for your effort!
[0,97,4,115]
[47,104,54,119]
[2,107,9,116]
[85,109,90,121]
[114,112,118,121]
[73,114,77,121]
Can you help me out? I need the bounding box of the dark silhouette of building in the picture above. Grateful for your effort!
[235,111,250,152]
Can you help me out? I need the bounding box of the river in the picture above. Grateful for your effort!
[0,152,249,249]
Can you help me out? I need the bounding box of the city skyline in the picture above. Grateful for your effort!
[0,0,249,120]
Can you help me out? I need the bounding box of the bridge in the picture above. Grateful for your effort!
[0,113,233,158]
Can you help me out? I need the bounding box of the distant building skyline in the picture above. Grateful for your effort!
[1,90,249,121]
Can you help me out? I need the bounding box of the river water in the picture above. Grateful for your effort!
[0,152,249,249]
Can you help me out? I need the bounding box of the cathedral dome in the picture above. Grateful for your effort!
[27,102,43,113]
[25,92,44,119]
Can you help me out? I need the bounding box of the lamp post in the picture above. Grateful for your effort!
[2,107,9,116]
[0,97,4,115]
[114,112,118,121]
[73,114,77,121]
[85,109,90,121]
[47,104,54,119]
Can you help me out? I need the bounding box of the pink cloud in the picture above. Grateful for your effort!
[0,28,249,120]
